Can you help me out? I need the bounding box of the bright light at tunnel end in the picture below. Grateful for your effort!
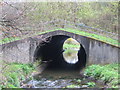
[63,38,80,64]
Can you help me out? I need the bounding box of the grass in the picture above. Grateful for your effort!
[84,63,119,88]
[0,29,57,45]
[61,28,119,47]
[65,84,80,88]
[63,43,80,49]
[86,82,96,87]
[0,37,20,45]
[0,61,37,89]
[0,28,119,47]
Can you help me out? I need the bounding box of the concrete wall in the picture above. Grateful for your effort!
[0,39,31,63]
[0,30,119,65]
[88,39,118,64]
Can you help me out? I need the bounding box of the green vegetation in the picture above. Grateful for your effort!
[65,84,80,88]
[1,28,119,48]
[27,2,118,33]
[84,63,119,88]
[86,82,96,87]
[63,43,80,49]
[0,61,37,89]
[76,79,81,83]
[63,37,80,49]
[1,2,119,89]
[0,29,56,45]
[65,80,95,88]
[62,28,119,47]
[2,2,118,47]
[0,37,20,45]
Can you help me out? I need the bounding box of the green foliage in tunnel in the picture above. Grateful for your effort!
[63,38,80,50]
[84,63,119,88]
[63,43,80,49]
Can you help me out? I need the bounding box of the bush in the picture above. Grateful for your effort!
[84,63,119,87]
[0,62,36,88]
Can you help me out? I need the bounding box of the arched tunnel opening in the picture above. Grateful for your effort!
[34,35,87,71]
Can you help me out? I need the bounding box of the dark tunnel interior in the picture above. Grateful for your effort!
[34,35,87,71]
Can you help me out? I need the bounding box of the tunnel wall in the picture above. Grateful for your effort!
[88,39,118,64]
[0,38,31,63]
[34,35,69,62]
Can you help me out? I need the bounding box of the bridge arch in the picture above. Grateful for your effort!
[1,30,118,66]
[33,31,90,70]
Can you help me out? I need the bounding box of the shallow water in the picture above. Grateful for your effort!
[21,48,105,88]
[21,68,105,88]
[21,46,105,88]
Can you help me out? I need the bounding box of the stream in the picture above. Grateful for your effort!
[21,68,105,88]
[21,49,106,88]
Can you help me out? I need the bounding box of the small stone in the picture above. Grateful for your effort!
[82,85,88,88]
[88,76,95,81]
[96,80,105,85]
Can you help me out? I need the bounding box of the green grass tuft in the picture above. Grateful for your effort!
[0,61,36,88]
[84,63,119,87]
[63,43,80,49]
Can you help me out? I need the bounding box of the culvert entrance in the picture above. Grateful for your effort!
[34,35,87,71]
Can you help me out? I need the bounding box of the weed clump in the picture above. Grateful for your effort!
[0,61,37,89]
[84,63,119,88]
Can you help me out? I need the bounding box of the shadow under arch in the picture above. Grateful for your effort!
[33,35,87,71]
